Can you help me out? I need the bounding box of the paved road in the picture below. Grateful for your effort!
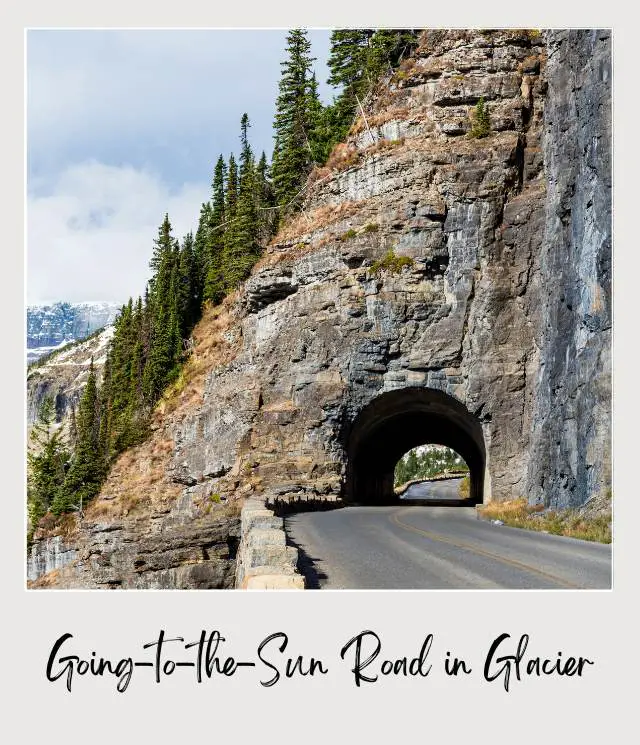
[284,505,611,590]
[402,477,464,500]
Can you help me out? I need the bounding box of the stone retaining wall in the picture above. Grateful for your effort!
[234,497,305,589]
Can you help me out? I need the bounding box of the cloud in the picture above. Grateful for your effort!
[27,30,332,191]
[27,161,209,304]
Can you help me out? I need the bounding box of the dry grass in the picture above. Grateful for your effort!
[350,105,412,136]
[268,200,367,248]
[478,498,612,544]
[78,300,241,526]
[458,475,471,499]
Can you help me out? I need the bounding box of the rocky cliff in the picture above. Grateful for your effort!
[28,29,611,589]
[27,301,119,363]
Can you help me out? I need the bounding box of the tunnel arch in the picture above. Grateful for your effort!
[344,387,487,505]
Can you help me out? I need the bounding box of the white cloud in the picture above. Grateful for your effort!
[27,161,209,304]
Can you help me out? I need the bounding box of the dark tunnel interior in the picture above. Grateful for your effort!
[344,387,486,505]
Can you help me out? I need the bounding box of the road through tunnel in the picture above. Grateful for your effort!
[345,388,486,505]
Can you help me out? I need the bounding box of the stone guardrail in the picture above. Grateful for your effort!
[234,497,305,589]
[394,472,468,496]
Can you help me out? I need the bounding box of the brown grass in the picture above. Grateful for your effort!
[77,300,242,526]
[268,200,367,248]
[478,498,612,544]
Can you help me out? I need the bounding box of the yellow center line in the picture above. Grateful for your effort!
[390,509,582,589]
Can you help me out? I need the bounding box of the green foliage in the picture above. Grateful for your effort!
[363,223,379,233]
[271,29,319,212]
[52,360,103,515]
[370,249,414,275]
[340,228,357,241]
[27,396,70,539]
[469,96,491,138]
[394,446,469,487]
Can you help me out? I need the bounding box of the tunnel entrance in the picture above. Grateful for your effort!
[345,387,486,505]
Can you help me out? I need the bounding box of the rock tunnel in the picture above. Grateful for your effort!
[344,387,487,505]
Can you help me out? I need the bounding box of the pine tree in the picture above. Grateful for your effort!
[176,233,195,336]
[255,151,277,242]
[222,114,260,290]
[326,30,374,137]
[53,359,102,514]
[470,97,491,138]
[204,156,227,304]
[271,28,318,211]
[149,213,173,278]
[193,202,212,308]
[28,396,69,530]
[226,154,238,222]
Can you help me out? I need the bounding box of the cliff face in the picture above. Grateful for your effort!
[27,326,114,427]
[27,302,119,363]
[526,31,611,507]
[29,30,611,589]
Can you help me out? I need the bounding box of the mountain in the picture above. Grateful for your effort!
[27,302,120,364]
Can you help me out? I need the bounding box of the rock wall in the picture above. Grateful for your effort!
[526,30,612,507]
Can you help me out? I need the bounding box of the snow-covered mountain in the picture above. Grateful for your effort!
[27,301,120,364]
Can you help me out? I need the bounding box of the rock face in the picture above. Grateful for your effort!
[526,31,612,507]
[27,301,119,363]
[27,326,114,427]
[29,30,611,589]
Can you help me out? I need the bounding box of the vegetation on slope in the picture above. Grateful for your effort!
[477,495,612,544]
[27,28,424,539]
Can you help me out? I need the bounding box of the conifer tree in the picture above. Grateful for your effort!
[326,30,374,134]
[28,396,69,529]
[223,114,260,289]
[53,359,102,514]
[255,151,276,242]
[149,214,173,278]
[204,156,226,304]
[192,202,212,308]
[271,28,318,211]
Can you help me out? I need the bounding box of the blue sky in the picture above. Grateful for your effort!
[27,29,333,304]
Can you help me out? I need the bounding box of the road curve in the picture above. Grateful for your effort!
[284,505,611,590]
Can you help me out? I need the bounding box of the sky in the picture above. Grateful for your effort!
[27,29,333,305]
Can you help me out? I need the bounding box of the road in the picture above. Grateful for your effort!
[284,504,611,590]
[401,477,464,501]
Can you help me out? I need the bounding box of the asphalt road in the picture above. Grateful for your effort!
[402,477,464,500]
[284,504,611,590]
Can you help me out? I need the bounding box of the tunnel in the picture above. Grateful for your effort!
[344,387,486,505]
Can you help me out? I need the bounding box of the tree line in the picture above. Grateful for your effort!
[394,446,469,487]
[27,28,423,532]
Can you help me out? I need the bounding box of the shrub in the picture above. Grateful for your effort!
[469,97,491,138]
[371,249,414,275]
[340,228,358,242]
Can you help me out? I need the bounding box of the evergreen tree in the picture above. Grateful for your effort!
[176,233,195,336]
[204,156,226,304]
[271,28,318,211]
[326,30,374,135]
[225,154,238,222]
[255,151,277,242]
[193,202,212,308]
[27,396,69,531]
[149,213,173,278]
[222,114,260,289]
[53,359,102,514]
